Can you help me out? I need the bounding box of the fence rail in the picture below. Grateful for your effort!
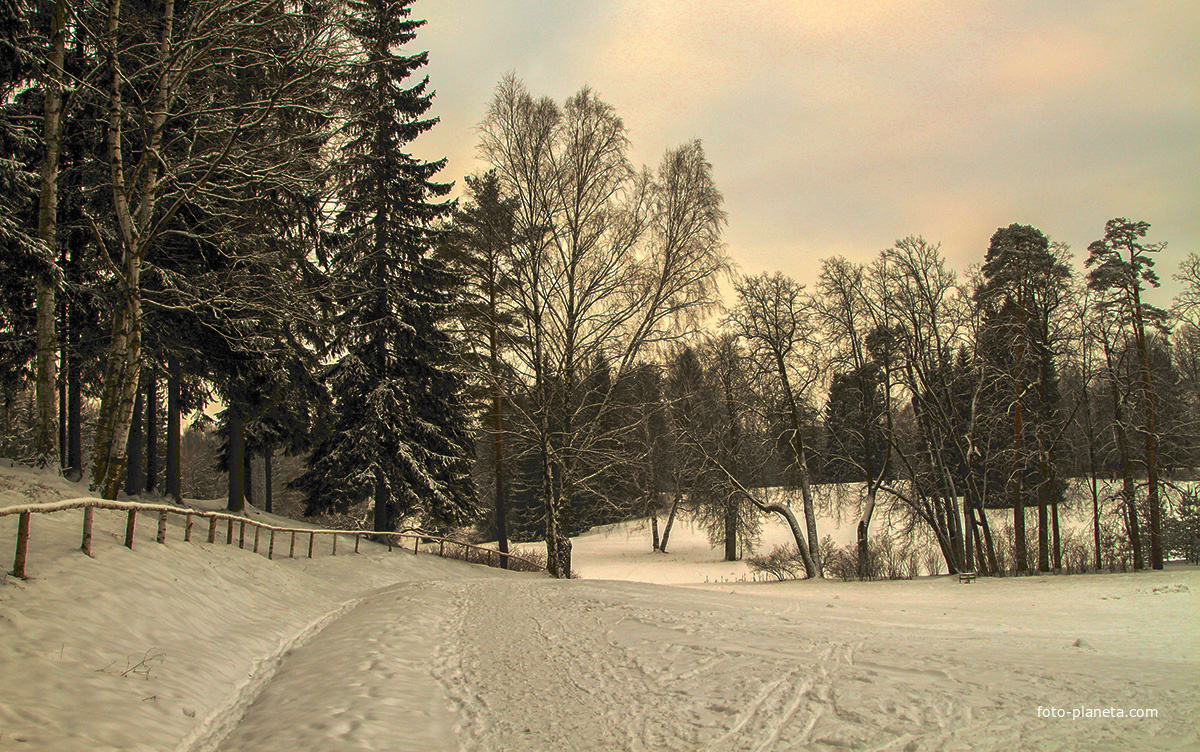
[0,498,544,578]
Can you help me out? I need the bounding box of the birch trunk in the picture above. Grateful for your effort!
[34,0,69,467]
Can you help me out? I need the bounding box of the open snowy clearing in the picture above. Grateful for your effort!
[0,464,1196,751]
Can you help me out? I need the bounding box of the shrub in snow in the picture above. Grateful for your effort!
[745,546,806,581]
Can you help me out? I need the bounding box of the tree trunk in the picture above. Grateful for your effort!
[857,486,877,579]
[145,363,157,493]
[373,469,391,532]
[545,459,572,578]
[1130,276,1163,569]
[492,394,508,566]
[1105,357,1142,569]
[775,353,820,576]
[124,377,145,495]
[226,403,245,512]
[650,498,660,552]
[1084,385,1102,571]
[92,0,173,500]
[1037,456,1050,573]
[1051,493,1062,572]
[34,0,69,468]
[263,444,273,514]
[66,313,82,481]
[165,357,181,501]
[58,341,66,468]
[243,449,253,507]
[723,497,738,561]
[659,490,681,553]
[1011,395,1027,574]
[962,494,976,573]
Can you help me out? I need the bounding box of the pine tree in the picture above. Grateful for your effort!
[1087,218,1168,570]
[975,224,1072,573]
[438,170,519,559]
[294,0,477,531]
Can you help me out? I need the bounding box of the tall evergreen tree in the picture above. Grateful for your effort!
[438,170,519,559]
[1087,218,1168,570]
[975,224,1071,573]
[295,0,478,531]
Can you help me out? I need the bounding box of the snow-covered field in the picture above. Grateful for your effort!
[0,464,1196,751]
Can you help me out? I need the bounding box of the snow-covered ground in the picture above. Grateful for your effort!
[0,464,1196,751]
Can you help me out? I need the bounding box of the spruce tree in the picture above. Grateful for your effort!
[295,0,477,531]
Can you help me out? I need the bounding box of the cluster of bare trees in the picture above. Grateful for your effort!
[446,175,1195,577]
[443,75,730,577]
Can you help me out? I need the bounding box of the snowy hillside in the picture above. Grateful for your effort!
[1,464,1196,751]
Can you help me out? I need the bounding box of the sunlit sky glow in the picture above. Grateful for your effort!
[412,1,1198,306]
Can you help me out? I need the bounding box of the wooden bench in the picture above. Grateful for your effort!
[959,571,977,584]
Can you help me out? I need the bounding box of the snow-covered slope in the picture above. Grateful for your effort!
[0,464,521,750]
[1,465,1196,751]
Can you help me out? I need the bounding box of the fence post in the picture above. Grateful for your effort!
[387,535,393,552]
[290,531,296,558]
[208,516,217,544]
[125,510,137,549]
[413,535,419,554]
[239,521,246,549]
[12,511,30,579]
[157,511,168,544]
[308,532,314,558]
[226,519,234,545]
[355,534,360,553]
[185,514,193,543]
[268,530,275,560]
[253,524,261,554]
[82,507,94,557]
[439,539,444,557]
[332,534,338,556]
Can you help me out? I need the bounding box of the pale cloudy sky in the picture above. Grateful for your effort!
[410,1,1198,304]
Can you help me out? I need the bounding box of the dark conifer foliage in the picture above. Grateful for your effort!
[294,0,478,531]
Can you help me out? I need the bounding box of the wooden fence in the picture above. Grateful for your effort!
[0,498,544,579]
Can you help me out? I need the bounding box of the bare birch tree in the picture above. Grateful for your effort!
[86,0,339,497]
[478,74,728,577]
[729,272,823,578]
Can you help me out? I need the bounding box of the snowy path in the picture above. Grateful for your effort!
[217,575,1198,752]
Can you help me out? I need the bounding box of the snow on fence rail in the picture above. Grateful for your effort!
[0,498,544,578]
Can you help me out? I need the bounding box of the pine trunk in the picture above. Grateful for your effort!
[263,444,273,514]
[243,449,253,508]
[145,364,157,493]
[373,472,391,532]
[492,394,508,566]
[1011,398,1027,574]
[1132,310,1163,569]
[1037,455,1050,572]
[165,357,181,501]
[226,403,245,512]
[66,318,82,480]
[58,341,66,468]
